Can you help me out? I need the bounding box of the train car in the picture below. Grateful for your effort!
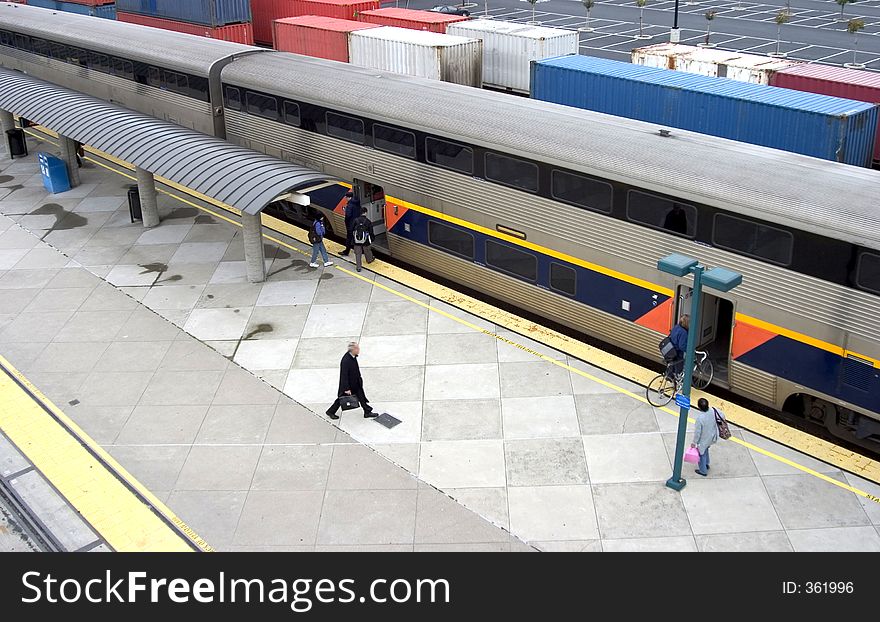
[1,5,878,449]
[0,2,264,136]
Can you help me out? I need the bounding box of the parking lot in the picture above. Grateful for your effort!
[407,0,880,68]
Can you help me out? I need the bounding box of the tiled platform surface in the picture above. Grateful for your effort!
[2,139,879,552]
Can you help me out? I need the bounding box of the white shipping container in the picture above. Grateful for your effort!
[632,43,800,85]
[447,19,579,93]
[348,26,482,87]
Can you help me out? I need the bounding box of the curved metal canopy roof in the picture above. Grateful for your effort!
[0,68,332,214]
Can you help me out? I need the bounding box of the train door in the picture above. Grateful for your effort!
[352,179,388,249]
[676,285,735,385]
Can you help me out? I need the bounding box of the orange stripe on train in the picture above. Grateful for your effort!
[731,320,777,359]
[635,298,673,334]
[384,200,408,232]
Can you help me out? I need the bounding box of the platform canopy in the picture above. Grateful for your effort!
[0,68,333,215]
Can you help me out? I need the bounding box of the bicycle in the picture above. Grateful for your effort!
[646,350,714,407]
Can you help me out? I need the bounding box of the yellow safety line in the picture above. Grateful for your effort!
[0,355,213,552]
[21,130,880,497]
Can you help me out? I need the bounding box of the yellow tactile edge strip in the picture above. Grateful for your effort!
[0,354,212,552]
[22,128,880,495]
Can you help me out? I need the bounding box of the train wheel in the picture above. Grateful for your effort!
[647,374,676,407]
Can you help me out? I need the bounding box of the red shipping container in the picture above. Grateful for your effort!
[117,12,255,45]
[253,0,379,45]
[273,16,379,62]
[771,64,880,163]
[356,7,468,33]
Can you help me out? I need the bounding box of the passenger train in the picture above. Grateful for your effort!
[1,3,878,449]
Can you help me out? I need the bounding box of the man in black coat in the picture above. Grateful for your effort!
[326,342,376,419]
[340,191,361,257]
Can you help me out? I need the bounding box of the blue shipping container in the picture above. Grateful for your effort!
[114,0,251,26]
[26,0,117,19]
[530,55,879,167]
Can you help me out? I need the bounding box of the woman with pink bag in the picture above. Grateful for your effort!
[690,398,721,476]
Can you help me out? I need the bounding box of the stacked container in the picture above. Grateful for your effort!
[273,16,379,62]
[770,64,880,165]
[349,26,482,87]
[530,55,879,167]
[446,19,577,93]
[26,0,117,19]
[116,11,254,43]
[632,43,800,85]
[252,0,379,45]
[356,7,468,33]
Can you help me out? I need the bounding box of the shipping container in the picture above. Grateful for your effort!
[117,11,255,43]
[771,63,880,164]
[531,55,878,167]
[26,0,117,18]
[349,26,482,86]
[115,0,250,26]
[44,0,114,5]
[356,7,468,33]
[632,43,800,85]
[273,16,379,62]
[252,0,378,45]
[447,19,577,93]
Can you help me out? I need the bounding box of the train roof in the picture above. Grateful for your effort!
[223,53,880,251]
[0,3,259,74]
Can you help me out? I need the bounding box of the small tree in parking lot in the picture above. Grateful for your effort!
[527,0,539,24]
[636,0,648,38]
[836,0,855,20]
[581,0,596,32]
[772,10,790,56]
[847,18,866,67]
[703,10,717,46]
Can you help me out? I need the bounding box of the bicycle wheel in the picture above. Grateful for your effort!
[692,357,714,390]
[647,373,676,407]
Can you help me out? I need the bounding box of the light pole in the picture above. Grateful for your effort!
[658,253,742,492]
[671,0,680,42]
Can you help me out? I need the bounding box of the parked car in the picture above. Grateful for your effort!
[430,5,471,16]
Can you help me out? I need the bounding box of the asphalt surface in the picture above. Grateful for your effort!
[407,0,880,68]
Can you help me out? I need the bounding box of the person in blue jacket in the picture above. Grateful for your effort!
[668,314,690,378]
[340,191,361,257]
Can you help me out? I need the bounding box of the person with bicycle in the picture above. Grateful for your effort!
[667,314,690,378]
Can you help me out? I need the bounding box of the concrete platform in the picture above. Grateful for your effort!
[1,133,879,552]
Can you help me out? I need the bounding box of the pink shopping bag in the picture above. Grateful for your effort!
[684,447,700,464]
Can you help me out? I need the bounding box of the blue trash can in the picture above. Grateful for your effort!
[38,152,71,194]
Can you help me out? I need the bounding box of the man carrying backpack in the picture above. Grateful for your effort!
[308,212,334,269]
[340,191,360,257]
[351,207,374,273]
[667,314,690,378]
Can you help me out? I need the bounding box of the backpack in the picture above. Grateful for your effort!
[713,408,731,440]
[353,219,370,245]
[308,220,321,244]
[658,336,677,362]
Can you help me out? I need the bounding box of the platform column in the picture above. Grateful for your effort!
[0,109,15,159]
[135,166,160,228]
[58,135,81,188]
[241,211,266,283]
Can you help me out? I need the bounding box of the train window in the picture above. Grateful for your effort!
[626,190,696,239]
[31,38,49,57]
[245,91,279,120]
[485,152,538,193]
[66,47,88,67]
[428,221,474,261]
[550,263,577,297]
[326,112,365,144]
[13,33,31,52]
[426,137,473,175]
[551,169,613,214]
[713,214,793,266]
[486,239,537,282]
[188,75,208,101]
[49,42,67,61]
[0,31,12,47]
[147,67,162,88]
[856,252,880,295]
[111,58,134,80]
[225,86,241,110]
[373,124,416,159]
[88,51,110,74]
[283,101,300,126]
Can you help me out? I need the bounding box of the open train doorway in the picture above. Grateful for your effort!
[352,179,388,250]
[676,285,734,386]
